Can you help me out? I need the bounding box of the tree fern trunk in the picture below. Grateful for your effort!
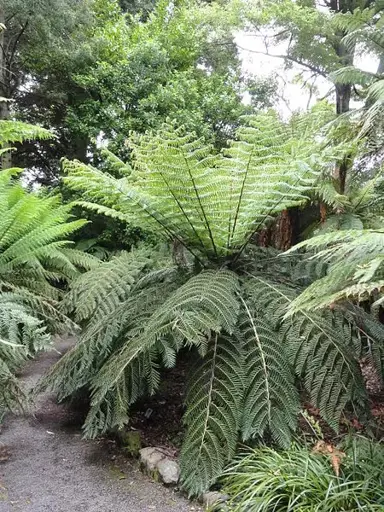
[328,0,357,195]
[258,208,299,251]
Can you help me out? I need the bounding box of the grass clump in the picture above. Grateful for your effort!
[219,438,384,511]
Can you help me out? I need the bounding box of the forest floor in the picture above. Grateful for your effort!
[0,337,202,512]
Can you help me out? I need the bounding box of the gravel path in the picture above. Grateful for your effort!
[0,338,201,512]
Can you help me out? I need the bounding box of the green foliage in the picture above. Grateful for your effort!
[10,0,268,183]
[0,121,52,147]
[238,294,299,447]
[180,334,243,496]
[331,1,384,145]
[308,167,384,236]
[65,0,261,154]
[219,440,384,511]
[63,109,344,260]
[0,174,96,410]
[242,274,368,432]
[0,121,97,413]
[39,110,381,496]
[287,228,384,310]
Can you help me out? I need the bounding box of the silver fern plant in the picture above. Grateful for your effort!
[41,109,373,496]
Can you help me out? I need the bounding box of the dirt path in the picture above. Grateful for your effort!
[0,338,201,512]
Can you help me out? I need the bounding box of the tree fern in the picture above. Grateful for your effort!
[332,2,384,146]
[0,121,97,414]
[41,110,379,496]
[41,248,178,401]
[63,109,346,260]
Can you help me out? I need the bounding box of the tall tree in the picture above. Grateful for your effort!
[0,0,93,112]
[236,0,377,192]
[11,0,276,184]
[0,0,94,169]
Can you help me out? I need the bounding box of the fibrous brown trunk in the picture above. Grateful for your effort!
[258,208,299,251]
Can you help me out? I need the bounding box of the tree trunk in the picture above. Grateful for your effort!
[72,134,89,162]
[258,208,300,251]
[0,11,12,169]
[329,0,356,194]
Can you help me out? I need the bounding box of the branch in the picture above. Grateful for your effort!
[5,13,17,24]
[236,45,329,79]
[9,20,29,68]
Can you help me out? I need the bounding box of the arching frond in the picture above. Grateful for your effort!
[43,269,240,441]
[180,335,243,497]
[63,110,342,260]
[238,295,299,447]
[0,120,53,147]
[62,249,153,322]
[287,230,384,310]
[244,275,368,430]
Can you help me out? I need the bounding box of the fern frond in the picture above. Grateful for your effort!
[287,230,384,310]
[63,110,341,260]
[238,295,299,447]
[88,269,239,400]
[0,120,53,147]
[0,294,51,411]
[180,334,243,497]
[331,3,384,147]
[43,269,240,440]
[331,67,376,87]
[316,181,348,209]
[62,249,152,322]
[40,255,180,403]
[99,147,132,176]
[244,274,368,430]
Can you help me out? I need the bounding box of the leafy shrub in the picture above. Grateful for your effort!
[41,109,383,496]
[219,439,384,511]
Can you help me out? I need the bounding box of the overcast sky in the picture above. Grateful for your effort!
[235,32,379,116]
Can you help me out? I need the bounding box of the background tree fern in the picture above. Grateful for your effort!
[287,229,384,311]
[332,1,384,148]
[41,110,376,496]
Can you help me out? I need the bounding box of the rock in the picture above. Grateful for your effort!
[139,447,180,486]
[201,491,229,510]
[0,444,10,463]
[139,447,166,472]
[157,459,180,485]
